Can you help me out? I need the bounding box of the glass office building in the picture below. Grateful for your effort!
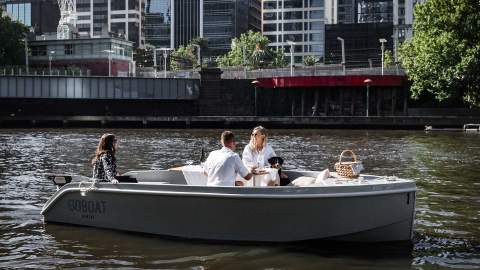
[203,0,253,55]
[3,0,31,26]
[144,0,171,48]
[75,0,144,47]
[262,0,325,64]
[142,0,260,56]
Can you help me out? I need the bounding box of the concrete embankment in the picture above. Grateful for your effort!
[1,115,479,129]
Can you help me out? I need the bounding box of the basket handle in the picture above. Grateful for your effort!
[338,150,357,164]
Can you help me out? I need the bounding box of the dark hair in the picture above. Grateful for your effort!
[91,133,117,165]
[221,131,235,146]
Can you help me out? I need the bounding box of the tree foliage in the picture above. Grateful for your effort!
[399,0,480,106]
[171,44,198,70]
[383,50,394,68]
[303,55,317,66]
[216,30,287,69]
[0,7,28,66]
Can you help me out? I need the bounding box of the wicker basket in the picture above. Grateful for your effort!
[334,150,364,178]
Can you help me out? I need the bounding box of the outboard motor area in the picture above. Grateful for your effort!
[47,175,72,190]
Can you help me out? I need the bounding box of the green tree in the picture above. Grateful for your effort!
[399,0,480,106]
[303,55,317,66]
[133,48,153,68]
[383,49,394,68]
[0,7,28,66]
[216,30,287,69]
[171,44,197,70]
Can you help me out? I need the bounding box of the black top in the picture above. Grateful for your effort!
[92,152,117,182]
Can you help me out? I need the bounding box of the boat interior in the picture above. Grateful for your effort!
[117,167,407,187]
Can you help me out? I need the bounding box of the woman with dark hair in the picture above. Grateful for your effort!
[92,133,118,183]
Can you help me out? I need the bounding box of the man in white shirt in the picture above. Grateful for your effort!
[204,131,253,186]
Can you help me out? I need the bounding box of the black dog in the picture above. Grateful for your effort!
[268,156,290,186]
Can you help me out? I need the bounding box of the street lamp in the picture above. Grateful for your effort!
[191,44,201,68]
[103,49,114,77]
[154,48,173,78]
[242,44,247,78]
[363,78,372,117]
[48,50,55,75]
[23,27,34,75]
[379,38,387,76]
[286,40,296,77]
[337,36,346,75]
[251,80,260,116]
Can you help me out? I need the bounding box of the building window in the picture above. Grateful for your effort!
[310,0,324,7]
[263,12,277,20]
[65,44,74,55]
[263,23,277,32]
[111,14,126,18]
[32,45,47,56]
[264,1,277,9]
[284,0,303,8]
[284,11,302,20]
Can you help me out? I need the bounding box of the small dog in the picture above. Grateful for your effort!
[268,156,290,186]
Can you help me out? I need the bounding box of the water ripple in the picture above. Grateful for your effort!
[0,129,479,269]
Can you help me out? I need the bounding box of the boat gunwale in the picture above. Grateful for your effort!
[41,183,416,215]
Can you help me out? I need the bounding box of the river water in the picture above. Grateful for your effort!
[0,129,479,269]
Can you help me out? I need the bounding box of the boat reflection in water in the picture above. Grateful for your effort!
[42,169,416,243]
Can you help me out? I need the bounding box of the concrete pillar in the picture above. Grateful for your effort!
[339,88,344,115]
[290,90,296,116]
[350,89,355,116]
[313,90,319,116]
[301,90,305,116]
[376,88,382,116]
[324,89,330,115]
[391,88,396,116]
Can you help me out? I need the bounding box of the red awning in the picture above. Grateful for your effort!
[255,75,406,89]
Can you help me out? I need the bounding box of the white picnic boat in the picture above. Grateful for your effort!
[41,167,416,243]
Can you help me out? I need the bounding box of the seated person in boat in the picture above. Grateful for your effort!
[92,133,119,183]
[242,126,281,186]
[204,131,253,186]
[242,126,277,169]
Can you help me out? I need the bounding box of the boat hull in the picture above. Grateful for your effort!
[42,182,416,242]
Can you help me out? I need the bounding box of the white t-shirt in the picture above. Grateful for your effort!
[242,144,277,169]
[204,147,249,186]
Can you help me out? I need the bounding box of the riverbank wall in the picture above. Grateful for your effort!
[1,70,479,129]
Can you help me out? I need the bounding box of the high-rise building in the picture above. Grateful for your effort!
[173,0,201,48]
[75,0,145,47]
[1,0,60,34]
[144,0,171,48]
[262,0,325,64]
[142,0,261,56]
[323,0,418,67]
[325,0,395,24]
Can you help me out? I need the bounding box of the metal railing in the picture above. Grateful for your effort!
[1,65,406,79]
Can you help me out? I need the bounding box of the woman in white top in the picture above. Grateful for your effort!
[242,126,277,170]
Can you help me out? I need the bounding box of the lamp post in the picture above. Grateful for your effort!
[242,44,247,79]
[48,50,55,75]
[103,49,114,77]
[363,78,372,117]
[379,38,387,76]
[337,36,345,75]
[191,44,201,68]
[286,40,296,77]
[155,48,173,78]
[251,80,259,116]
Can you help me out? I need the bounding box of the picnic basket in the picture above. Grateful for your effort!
[334,150,364,178]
